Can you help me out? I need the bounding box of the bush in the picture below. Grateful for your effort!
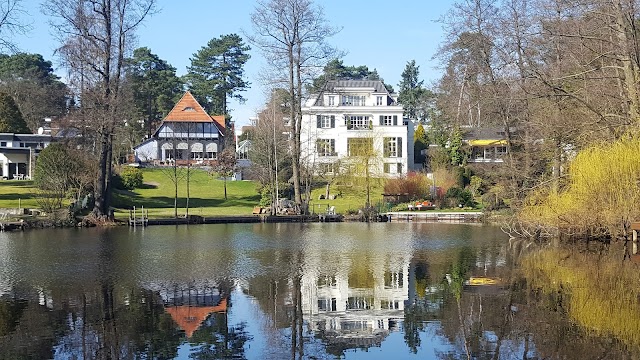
[445,186,474,208]
[383,172,430,201]
[119,167,143,190]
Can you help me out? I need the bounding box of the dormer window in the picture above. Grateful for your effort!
[376,96,383,106]
[183,106,196,112]
[341,95,366,106]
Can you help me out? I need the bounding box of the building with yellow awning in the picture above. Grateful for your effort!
[463,128,510,163]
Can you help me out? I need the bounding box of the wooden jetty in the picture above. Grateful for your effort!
[385,211,483,223]
[0,220,24,231]
[129,206,149,227]
[129,214,319,226]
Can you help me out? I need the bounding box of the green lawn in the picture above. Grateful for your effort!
[0,180,40,208]
[0,169,393,218]
[308,182,385,215]
[112,168,260,218]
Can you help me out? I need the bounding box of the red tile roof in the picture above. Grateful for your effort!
[211,115,226,131]
[165,91,215,123]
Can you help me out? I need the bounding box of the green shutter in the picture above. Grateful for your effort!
[379,115,384,126]
[317,115,321,128]
[393,115,398,126]
[330,115,335,128]
[331,139,335,155]
[398,137,403,157]
[383,138,390,157]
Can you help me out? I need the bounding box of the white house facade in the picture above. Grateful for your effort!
[301,80,412,177]
[0,133,51,179]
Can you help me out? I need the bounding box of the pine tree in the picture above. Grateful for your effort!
[398,60,426,120]
[185,34,250,120]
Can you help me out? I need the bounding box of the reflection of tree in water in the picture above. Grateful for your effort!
[0,286,64,360]
[188,315,251,359]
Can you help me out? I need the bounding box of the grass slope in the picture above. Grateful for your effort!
[112,168,260,218]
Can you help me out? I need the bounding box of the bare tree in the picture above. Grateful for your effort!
[44,0,156,219]
[211,147,237,200]
[0,0,30,52]
[247,0,339,211]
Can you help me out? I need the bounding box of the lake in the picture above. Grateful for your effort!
[0,222,637,359]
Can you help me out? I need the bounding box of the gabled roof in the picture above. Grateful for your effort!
[165,91,215,123]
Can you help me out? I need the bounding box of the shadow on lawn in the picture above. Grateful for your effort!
[0,192,35,201]
[113,193,260,209]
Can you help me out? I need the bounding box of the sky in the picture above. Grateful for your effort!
[11,0,454,127]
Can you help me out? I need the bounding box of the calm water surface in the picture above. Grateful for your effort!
[0,223,635,359]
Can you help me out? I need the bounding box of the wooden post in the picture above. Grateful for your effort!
[133,206,136,227]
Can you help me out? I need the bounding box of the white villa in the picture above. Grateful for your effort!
[134,91,225,165]
[301,80,413,177]
[0,133,51,179]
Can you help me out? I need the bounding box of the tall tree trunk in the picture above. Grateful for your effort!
[93,131,109,217]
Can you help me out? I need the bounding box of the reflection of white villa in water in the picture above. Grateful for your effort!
[300,239,413,348]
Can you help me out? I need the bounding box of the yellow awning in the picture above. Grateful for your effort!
[468,139,507,146]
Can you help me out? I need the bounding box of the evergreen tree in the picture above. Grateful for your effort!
[0,92,29,133]
[126,47,183,138]
[449,125,466,166]
[0,53,68,131]
[414,123,428,164]
[398,60,427,121]
[185,34,250,121]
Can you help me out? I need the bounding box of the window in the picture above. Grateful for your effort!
[384,163,403,174]
[496,146,507,158]
[237,149,249,159]
[206,151,217,159]
[190,151,203,160]
[318,298,337,311]
[347,138,373,156]
[316,139,335,156]
[164,149,184,160]
[0,142,6,147]
[341,95,366,106]
[328,96,335,106]
[316,115,335,128]
[376,96,383,106]
[379,115,398,126]
[383,137,402,158]
[320,162,337,174]
[346,115,371,130]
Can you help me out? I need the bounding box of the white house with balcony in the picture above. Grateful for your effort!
[301,80,413,177]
